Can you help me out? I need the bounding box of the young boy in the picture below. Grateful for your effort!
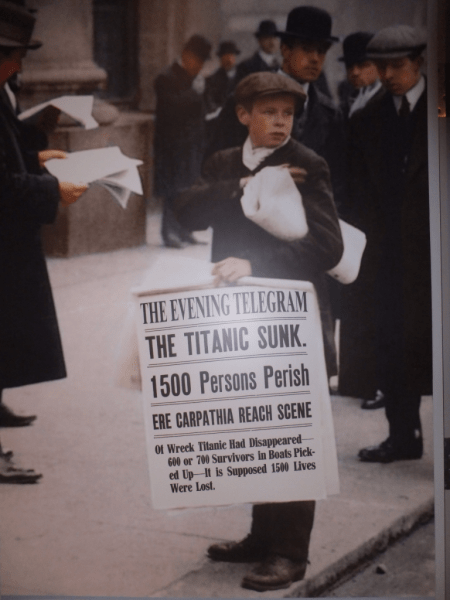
[174,72,343,592]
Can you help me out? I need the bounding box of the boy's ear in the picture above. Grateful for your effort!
[236,104,251,126]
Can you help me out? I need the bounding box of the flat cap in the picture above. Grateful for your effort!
[366,25,426,59]
[235,72,306,106]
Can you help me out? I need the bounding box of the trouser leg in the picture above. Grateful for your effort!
[251,500,315,562]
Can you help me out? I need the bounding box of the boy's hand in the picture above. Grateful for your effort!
[212,257,252,285]
[38,149,67,169]
[59,181,88,207]
[240,176,253,188]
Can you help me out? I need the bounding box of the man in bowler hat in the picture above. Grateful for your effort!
[337,32,384,119]
[0,0,87,481]
[207,6,347,213]
[153,34,212,248]
[235,20,280,83]
[339,25,431,463]
[205,41,241,117]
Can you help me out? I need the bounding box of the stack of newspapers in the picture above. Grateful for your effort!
[20,96,143,208]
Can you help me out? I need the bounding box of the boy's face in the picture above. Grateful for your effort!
[237,94,295,148]
[346,60,378,89]
[374,56,422,96]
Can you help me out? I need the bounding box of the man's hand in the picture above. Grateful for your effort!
[211,257,252,285]
[38,149,67,169]
[59,181,88,207]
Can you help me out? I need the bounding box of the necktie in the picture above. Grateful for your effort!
[399,95,410,118]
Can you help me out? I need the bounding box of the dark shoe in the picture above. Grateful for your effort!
[361,390,385,410]
[241,555,307,592]
[0,456,42,484]
[358,436,423,463]
[179,229,207,245]
[0,403,36,427]
[162,230,186,249]
[207,534,266,563]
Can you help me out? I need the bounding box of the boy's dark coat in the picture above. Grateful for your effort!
[175,137,343,376]
[205,81,347,211]
[0,99,66,388]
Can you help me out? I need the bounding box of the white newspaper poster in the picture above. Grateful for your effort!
[134,277,339,510]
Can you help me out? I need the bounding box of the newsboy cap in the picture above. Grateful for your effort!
[235,72,306,106]
[217,41,240,56]
[0,0,41,49]
[255,20,278,38]
[339,32,374,67]
[183,34,212,61]
[366,25,426,59]
[277,6,339,43]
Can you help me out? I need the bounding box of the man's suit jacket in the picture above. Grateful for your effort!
[0,97,66,389]
[205,67,237,113]
[153,62,207,199]
[339,88,431,398]
[235,51,278,83]
[175,138,343,376]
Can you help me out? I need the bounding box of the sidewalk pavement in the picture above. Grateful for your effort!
[0,217,434,598]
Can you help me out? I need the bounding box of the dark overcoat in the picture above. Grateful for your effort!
[175,138,343,376]
[153,62,207,200]
[0,98,66,389]
[339,88,432,399]
[204,67,237,114]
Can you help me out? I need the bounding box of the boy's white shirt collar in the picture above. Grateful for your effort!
[392,75,425,114]
[242,134,291,171]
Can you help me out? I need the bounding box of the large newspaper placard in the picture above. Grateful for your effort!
[134,274,339,510]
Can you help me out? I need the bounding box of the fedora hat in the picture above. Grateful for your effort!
[183,34,212,61]
[277,6,338,43]
[217,41,241,57]
[339,32,374,67]
[255,20,278,38]
[0,1,41,49]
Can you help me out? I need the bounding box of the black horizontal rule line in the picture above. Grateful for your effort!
[146,352,308,369]
[143,317,307,333]
[153,423,313,439]
[150,390,311,407]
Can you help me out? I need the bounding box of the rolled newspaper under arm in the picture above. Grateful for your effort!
[240,166,308,241]
[326,219,367,284]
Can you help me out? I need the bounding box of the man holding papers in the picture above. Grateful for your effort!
[0,1,87,482]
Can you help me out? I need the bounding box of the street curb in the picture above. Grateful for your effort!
[287,496,435,597]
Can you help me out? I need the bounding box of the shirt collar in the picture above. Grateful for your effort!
[392,75,425,114]
[258,49,278,67]
[242,134,291,171]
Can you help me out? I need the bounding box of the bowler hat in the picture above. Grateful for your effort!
[235,72,306,107]
[184,34,212,61]
[0,0,41,49]
[366,25,426,59]
[217,41,241,57]
[277,6,338,43]
[339,32,374,67]
[255,20,278,38]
